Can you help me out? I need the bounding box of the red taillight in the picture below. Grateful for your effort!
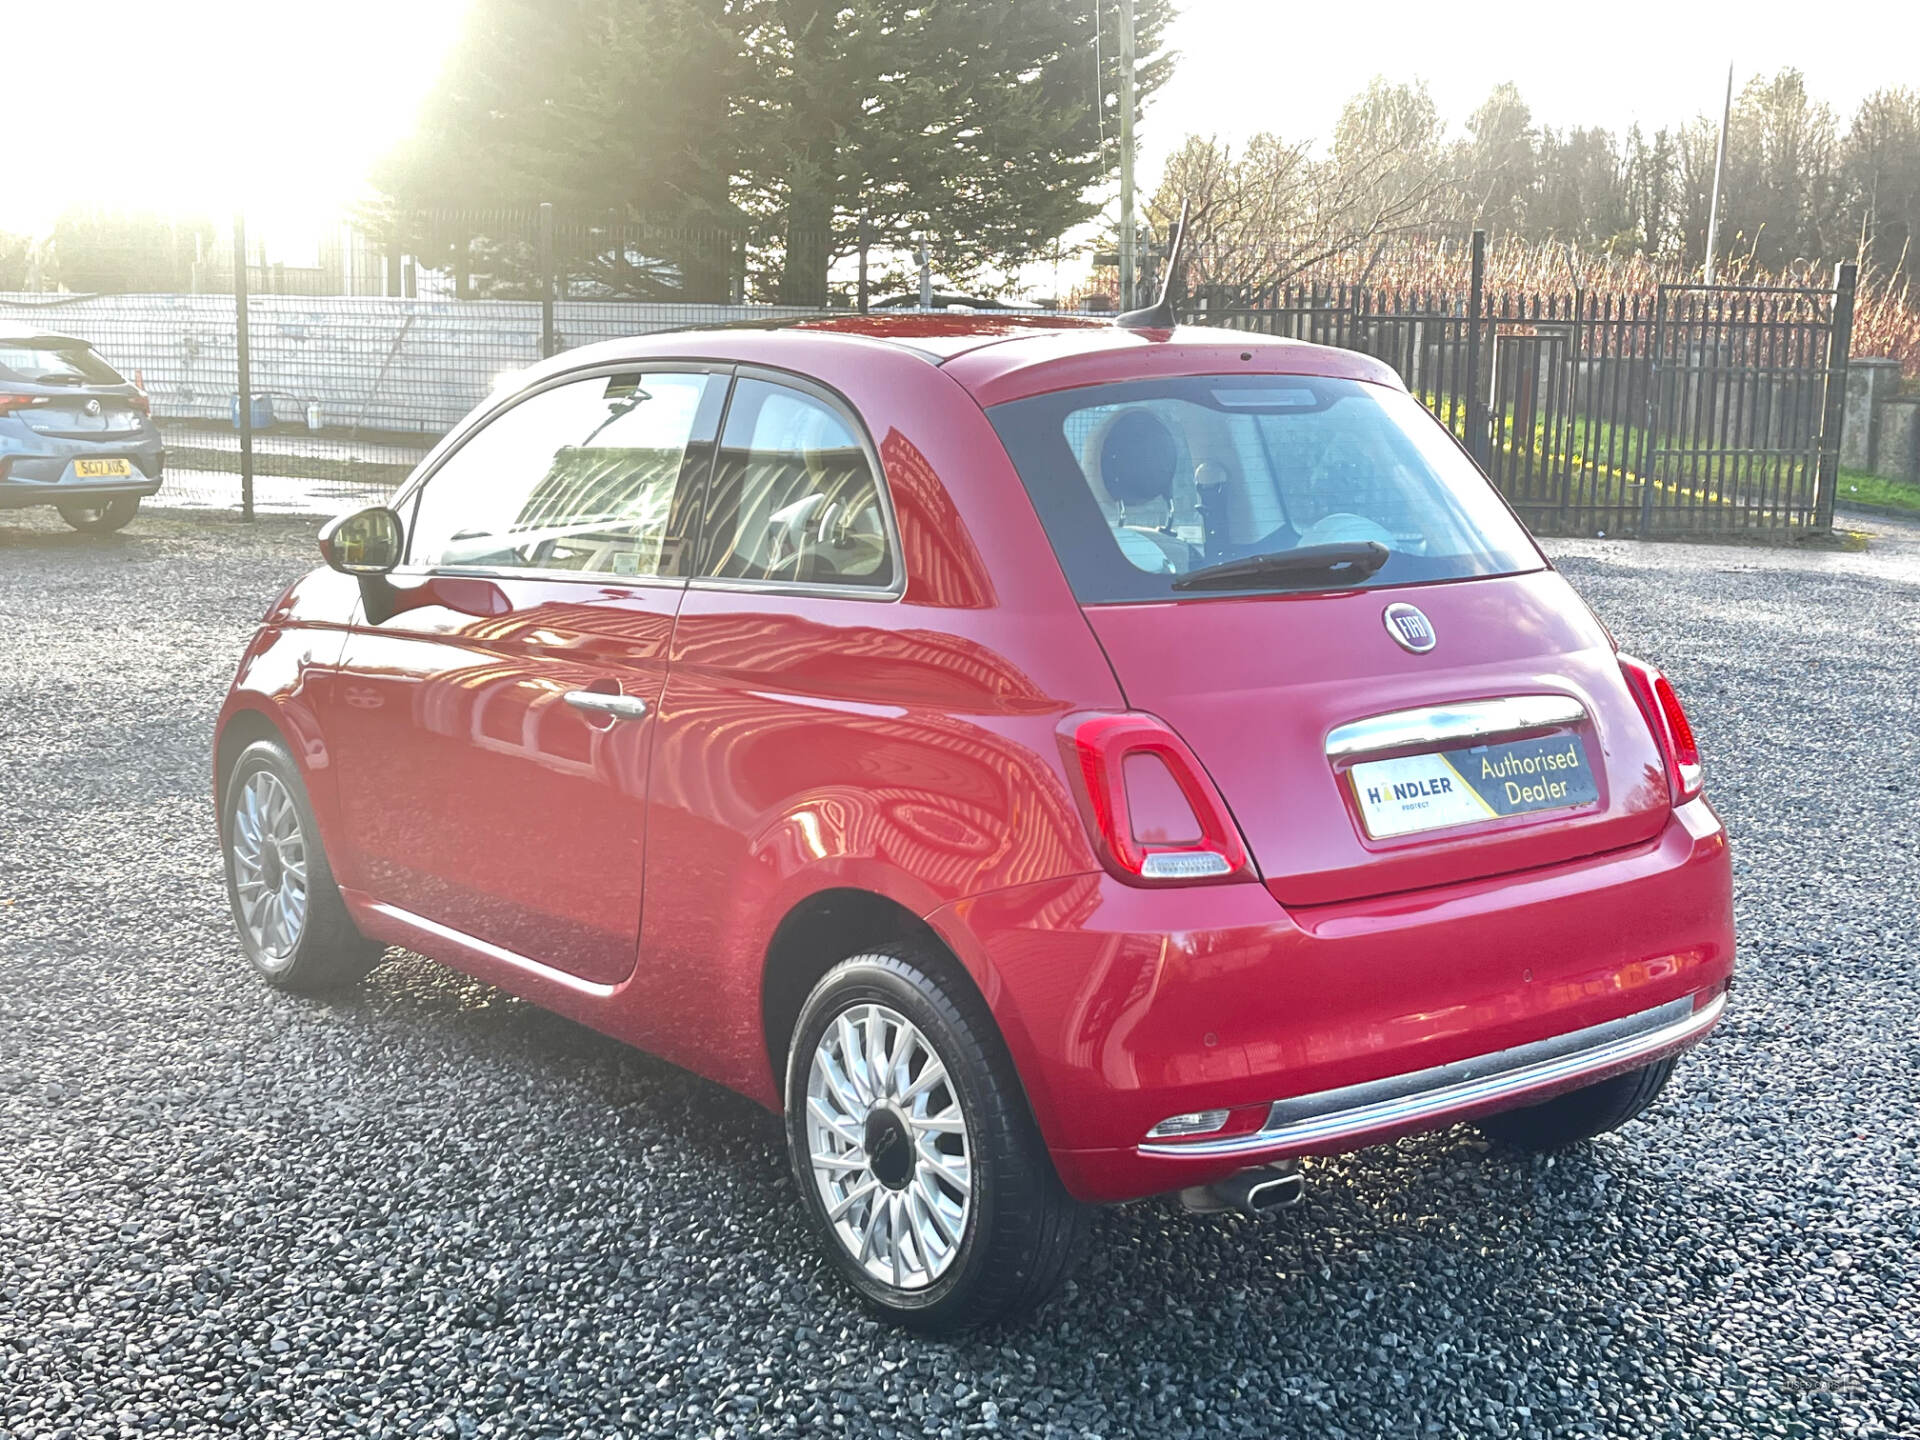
[0,394,48,414]
[130,389,151,416]
[1619,654,1704,803]
[1061,712,1250,885]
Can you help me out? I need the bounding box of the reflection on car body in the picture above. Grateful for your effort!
[214,314,1732,1331]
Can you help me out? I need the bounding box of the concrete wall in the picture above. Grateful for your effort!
[0,293,815,436]
[1875,399,1920,485]
[1841,358,1918,483]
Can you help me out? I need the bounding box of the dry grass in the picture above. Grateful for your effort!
[1290,235,1920,375]
[1081,232,1920,377]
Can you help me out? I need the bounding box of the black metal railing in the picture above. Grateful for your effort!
[1189,234,1857,538]
[0,214,1857,536]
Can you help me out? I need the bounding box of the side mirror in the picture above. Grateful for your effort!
[318,506,404,575]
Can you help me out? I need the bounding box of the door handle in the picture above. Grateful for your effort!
[562,690,650,722]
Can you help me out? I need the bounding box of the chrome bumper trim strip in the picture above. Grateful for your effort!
[1139,993,1724,1160]
[1324,695,1589,760]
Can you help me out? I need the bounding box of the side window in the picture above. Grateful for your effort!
[409,371,719,578]
[700,378,895,589]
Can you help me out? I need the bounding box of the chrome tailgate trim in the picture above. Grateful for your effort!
[1325,695,1589,760]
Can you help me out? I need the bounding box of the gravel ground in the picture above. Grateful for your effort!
[2,505,1917,1439]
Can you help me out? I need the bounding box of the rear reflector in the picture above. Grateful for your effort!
[1145,1103,1271,1144]
[1061,712,1250,886]
[1619,654,1704,803]
[1147,1109,1230,1139]
[1140,852,1233,880]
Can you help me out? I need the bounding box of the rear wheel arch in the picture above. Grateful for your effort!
[761,889,948,1095]
[758,889,1046,1140]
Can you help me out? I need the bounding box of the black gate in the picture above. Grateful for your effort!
[1190,249,1857,538]
[1639,280,1855,535]
[1482,292,1655,537]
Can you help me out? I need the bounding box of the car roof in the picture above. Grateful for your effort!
[665,313,1407,405]
[736,311,1103,360]
[929,322,1405,406]
[0,320,88,346]
[491,311,1410,414]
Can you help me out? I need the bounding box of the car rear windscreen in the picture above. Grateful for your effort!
[988,375,1543,602]
[0,340,126,386]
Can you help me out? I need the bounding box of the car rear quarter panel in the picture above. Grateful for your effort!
[618,346,1129,1104]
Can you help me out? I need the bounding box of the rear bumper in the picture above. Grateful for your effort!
[1138,990,1723,1161]
[929,797,1734,1204]
[0,474,164,508]
[0,429,165,508]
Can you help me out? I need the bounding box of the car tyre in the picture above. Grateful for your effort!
[222,739,382,991]
[57,496,141,533]
[1477,1056,1678,1151]
[785,946,1084,1332]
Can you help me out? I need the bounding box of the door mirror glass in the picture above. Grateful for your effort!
[318,506,404,575]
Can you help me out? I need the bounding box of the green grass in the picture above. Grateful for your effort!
[1419,391,1853,531]
[1834,467,1920,513]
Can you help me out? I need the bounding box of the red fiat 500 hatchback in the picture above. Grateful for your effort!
[215,315,1732,1330]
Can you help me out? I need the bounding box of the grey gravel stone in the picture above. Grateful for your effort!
[2,506,1917,1438]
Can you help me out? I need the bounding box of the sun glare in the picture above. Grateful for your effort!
[3,0,470,241]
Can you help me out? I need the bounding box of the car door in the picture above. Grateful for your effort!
[328,365,727,988]
[633,372,923,1066]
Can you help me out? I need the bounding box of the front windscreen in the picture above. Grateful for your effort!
[988,375,1542,602]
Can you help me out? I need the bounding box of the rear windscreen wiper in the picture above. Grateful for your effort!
[1170,540,1390,592]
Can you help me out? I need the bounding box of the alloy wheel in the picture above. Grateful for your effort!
[229,770,310,961]
[804,1002,973,1290]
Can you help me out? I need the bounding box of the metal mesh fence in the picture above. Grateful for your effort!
[0,290,815,512]
[1,211,833,514]
[2,211,1854,534]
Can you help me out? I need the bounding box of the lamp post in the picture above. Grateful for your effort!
[1704,63,1732,285]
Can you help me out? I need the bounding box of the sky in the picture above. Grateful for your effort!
[4,0,1917,257]
[1145,0,1920,175]
[2,0,469,242]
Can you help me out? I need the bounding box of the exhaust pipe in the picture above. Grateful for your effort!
[1178,1161,1304,1217]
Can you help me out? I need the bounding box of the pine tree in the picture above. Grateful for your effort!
[374,0,1176,304]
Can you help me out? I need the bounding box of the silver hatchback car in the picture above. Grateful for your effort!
[0,324,164,531]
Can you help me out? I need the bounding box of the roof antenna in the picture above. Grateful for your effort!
[1113,198,1189,330]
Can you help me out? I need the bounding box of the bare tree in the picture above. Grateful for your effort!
[1150,82,1455,300]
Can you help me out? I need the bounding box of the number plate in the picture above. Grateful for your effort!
[73,458,133,479]
[1349,734,1599,839]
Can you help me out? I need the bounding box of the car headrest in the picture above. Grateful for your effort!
[1098,410,1179,508]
